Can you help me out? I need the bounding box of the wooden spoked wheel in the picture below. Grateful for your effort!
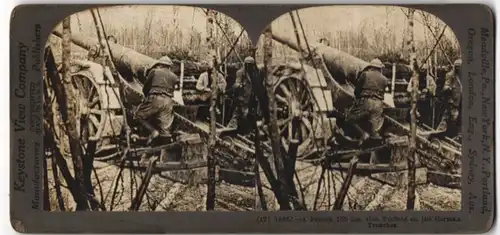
[71,75,108,149]
[273,76,315,156]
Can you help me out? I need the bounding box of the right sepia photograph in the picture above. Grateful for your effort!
[43,4,462,212]
[254,5,462,211]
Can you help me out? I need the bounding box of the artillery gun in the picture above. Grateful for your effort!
[48,29,281,187]
[268,31,461,172]
[50,27,460,170]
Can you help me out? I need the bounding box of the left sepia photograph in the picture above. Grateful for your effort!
[43,5,256,211]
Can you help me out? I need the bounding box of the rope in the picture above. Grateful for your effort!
[94,9,132,151]
[289,11,337,162]
[289,12,340,209]
[90,8,140,210]
[293,11,369,208]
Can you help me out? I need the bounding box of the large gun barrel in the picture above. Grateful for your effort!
[271,32,373,84]
[52,30,158,83]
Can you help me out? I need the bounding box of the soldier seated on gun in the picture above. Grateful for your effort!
[106,35,117,44]
[134,56,179,148]
[437,59,462,135]
[407,64,437,125]
[345,58,388,147]
[87,45,101,63]
[318,37,331,46]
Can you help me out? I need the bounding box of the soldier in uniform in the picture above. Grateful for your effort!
[345,58,388,146]
[106,35,117,44]
[196,60,227,102]
[226,56,262,132]
[134,56,179,145]
[318,37,331,46]
[407,64,437,125]
[87,45,101,63]
[437,59,462,135]
[195,61,227,121]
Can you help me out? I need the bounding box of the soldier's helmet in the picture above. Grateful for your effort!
[107,35,117,43]
[156,56,173,67]
[244,56,255,64]
[454,59,462,66]
[369,58,384,69]
[145,56,173,77]
[420,64,428,72]
[88,45,99,58]
[200,61,211,70]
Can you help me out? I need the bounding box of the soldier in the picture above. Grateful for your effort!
[345,58,388,146]
[407,64,437,125]
[106,35,117,44]
[87,45,100,63]
[134,56,178,145]
[196,61,227,102]
[227,56,262,130]
[318,37,331,46]
[437,59,462,134]
[195,61,227,121]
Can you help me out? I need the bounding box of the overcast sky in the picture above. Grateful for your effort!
[58,5,458,49]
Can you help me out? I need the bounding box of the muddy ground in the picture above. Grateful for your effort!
[46,158,461,212]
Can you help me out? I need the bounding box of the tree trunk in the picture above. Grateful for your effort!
[43,155,51,211]
[61,17,90,211]
[252,113,268,211]
[206,9,217,211]
[406,9,417,210]
[263,25,291,210]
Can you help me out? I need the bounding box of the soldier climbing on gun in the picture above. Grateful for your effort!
[345,58,389,147]
[133,56,179,151]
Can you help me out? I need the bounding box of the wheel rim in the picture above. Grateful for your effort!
[72,75,106,144]
[273,76,315,156]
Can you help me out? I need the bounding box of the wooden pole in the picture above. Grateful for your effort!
[51,157,66,211]
[43,156,51,211]
[287,139,306,210]
[406,9,417,210]
[408,71,418,210]
[45,47,90,210]
[432,38,438,129]
[391,63,396,97]
[206,9,217,211]
[252,113,268,211]
[62,16,91,211]
[248,50,269,211]
[263,25,291,210]
[333,156,358,210]
[130,157,157,211]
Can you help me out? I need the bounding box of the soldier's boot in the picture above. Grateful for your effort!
[415,110,423,124]
[360,129,383,148]
[226,117,238,129]
[436,117,448,132]
[369,132,383,141]
[369,151,379,166]
[227,110,241,129]
[256,121,267,138]
[357,132,370,147]
[139,153,150,165]
[131,133,140,143]
[146,130,160,145]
